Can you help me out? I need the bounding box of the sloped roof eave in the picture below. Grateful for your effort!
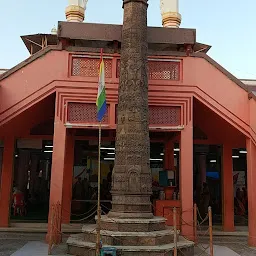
[0,45,62,81]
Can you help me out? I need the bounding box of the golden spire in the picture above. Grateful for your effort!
[65,0,88,22]
[160,0,181,28]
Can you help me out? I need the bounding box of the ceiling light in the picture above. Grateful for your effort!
[100,147,115,150]
[45,145,53,148]
[44,150,53,153]
[174,148,180,152]
[239,150,247,154]
[107,152,115,155]
[150,159,163,161]
[104,158,115,161]
[210,160,216,163]
[232,156,239,159]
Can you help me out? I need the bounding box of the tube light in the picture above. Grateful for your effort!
[150,159,163,161]
[45,145,53,148]
[160,153,164,156]
[232,156,239,159]
[104,158,115,161]
[100,147,115,150]
[239,150,247,154]
[107,152,115,155]
[44,150,53,153]
[174,148,180,152]
[210,160,216,163]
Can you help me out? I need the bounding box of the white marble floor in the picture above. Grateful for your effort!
[10,241,69,256]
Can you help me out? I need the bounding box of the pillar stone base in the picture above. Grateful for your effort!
[67,216,195,256]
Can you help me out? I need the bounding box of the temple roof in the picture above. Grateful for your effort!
[58,21,211,53]
[21,34,58,54]
[20,22,211,55]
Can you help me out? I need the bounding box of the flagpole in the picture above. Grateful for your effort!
[96,48,104,256]
[96,121,102,256]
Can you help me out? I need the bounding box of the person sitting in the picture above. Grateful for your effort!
[13,187,26,216]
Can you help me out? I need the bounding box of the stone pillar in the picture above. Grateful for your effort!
[62,130,75,224]
[0,137,15,227]
[46,114,67,242]
[164,140,174,170]
[222,143,235,232]
[109,0,152,219]
[180,120,193,239]
[246,138,256,246]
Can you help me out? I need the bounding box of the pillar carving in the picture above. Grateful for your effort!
[109,0,153,219]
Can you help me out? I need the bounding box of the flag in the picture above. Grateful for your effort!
[96,56,107,122]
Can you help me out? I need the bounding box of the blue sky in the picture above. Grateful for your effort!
[0,0,255,79]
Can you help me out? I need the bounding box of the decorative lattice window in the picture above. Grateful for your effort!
[148,60,180,80]
[72,57,112,78]
[115,105,181,126]
[116,59,180,81]
[67,103,109,123]
[149,106,181,126]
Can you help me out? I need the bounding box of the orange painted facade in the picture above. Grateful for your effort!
[0,40,256,245]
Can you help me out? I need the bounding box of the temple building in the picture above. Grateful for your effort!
[1,0,256,247]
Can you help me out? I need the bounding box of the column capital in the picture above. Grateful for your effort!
[160,0,181,28]
[65,0,88,22]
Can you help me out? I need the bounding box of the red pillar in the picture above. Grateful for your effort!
[246,138,256,246]
[164,140,174,170]
[46,115,67,242]
[180,121,194,240]
[62,130,75,224]
[0,137,15,227]
[222,143,235,232]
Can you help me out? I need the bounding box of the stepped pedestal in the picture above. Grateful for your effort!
[67,216,194,256]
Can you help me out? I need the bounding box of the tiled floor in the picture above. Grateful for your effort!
[1,232,256,256]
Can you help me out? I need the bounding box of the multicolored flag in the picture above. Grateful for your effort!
[96,56,107,122]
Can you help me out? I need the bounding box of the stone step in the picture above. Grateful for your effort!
[82,224,180,246]
[100,215,167,232]
[67,233,194,256]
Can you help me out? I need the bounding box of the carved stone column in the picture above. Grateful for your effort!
[109,0,152,219]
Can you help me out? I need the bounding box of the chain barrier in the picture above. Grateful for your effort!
[176,205,214,256]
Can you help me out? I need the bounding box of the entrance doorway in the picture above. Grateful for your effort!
[193,145,248,226]
[11,140,53,222]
